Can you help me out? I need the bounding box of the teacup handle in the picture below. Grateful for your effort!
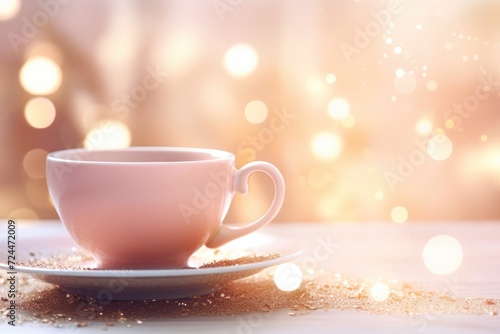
[205,161,285,248]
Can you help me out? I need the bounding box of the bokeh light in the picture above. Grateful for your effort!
[415,118,433,136]
[391,206,408,224]
[371,282,390,302]
[327,98,350,121]
[426,80,438,91]
[341,114,356,128]
[395,68,405,78]
[19,56,63,95]
[444,119,455,130]
[423,235,463,275]
[375,191,384,201]
[0,0,20,20]
[427,134,453,161]
[244,100,268,124]
[23,149,48,179]
[325,73,336,84]
[311,132,343,160]
[273,263,303,292]
[24,97,56,129]
[306,78,326,95]
[223,43,259,77]
[84,119,132,149]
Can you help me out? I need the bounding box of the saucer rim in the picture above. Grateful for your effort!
[0,249,302,278]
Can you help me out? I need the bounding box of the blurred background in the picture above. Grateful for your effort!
[1,0,500,224]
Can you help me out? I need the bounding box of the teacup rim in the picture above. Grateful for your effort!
[46,146,234,164]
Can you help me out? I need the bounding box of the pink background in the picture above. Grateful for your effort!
[1,0,499,223]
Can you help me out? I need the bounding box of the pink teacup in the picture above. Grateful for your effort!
[46,147,285,269]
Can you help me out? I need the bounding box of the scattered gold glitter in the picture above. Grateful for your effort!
[199,254,280,268]
[0,268,498,330]
[18,247,279,270]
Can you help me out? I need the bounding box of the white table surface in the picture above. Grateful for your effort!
[1,220,499,333]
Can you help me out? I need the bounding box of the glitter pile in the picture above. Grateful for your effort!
[17,248,280,270]
[0,268,498,329]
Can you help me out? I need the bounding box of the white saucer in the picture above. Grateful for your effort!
[0,225,302,300]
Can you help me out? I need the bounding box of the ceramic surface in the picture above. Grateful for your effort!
[46,147,285,269]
